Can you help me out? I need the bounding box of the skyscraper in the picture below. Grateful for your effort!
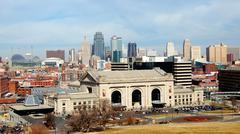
[69,48,76,63]
[111,35,122,61]
[122,45,128,58]
[174,61,192,87]
[191,46,201,60]
[183,39,191,61]
[206,43,227,64]
[128,42,137,58]
[105,46,111,61]
[91,44,95,56]
[166,42,176,57]
[93,32,105,60]
[80,36,91,66]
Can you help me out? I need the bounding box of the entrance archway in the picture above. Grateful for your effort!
[111,91,121,105]
[132,90,142,106]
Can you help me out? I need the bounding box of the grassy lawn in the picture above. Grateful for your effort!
[98,122,240,134]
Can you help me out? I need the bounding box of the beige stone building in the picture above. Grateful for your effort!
[174,86,204,107]
[80,36,91,66]
[43,68,204,115]
[191,46,201,60]
[183,39,191,61]
[206,43,227,64]
[43,91,98,115]
[80,68,175,110]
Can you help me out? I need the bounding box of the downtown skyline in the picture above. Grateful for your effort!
[0,0,240,58]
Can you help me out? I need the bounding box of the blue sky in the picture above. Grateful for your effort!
[0,0,240,59]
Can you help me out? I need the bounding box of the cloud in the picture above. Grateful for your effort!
[0,0,240,58]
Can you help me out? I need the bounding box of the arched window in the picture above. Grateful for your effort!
[152,89,161,102]
[111,91,121,105]
[132,90,142,106]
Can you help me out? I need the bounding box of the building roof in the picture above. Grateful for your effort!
[68,80,80,87]
[24,95,41,106]
[174,86,203,94]
[42,57,64,63]
[85,68,173,83]
[224,66,240,71]
[10,104,53,111]
[31,87,80,100]
[174,87,194,93]
[53,92,98,100]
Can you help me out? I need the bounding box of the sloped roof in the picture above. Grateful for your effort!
[86,68,173,83]
[54,92,98,99]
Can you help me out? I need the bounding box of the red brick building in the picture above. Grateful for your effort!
[17,88,31,96]
[8,81,19,94]
[203,64,217,74]
[29,80,55,87]
[0,98,16,104]
[227,53,234,64]
[46,66,59,73]
[46,50,65,60]
[0,76,9,97]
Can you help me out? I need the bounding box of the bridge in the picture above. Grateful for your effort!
[210,92,240,97]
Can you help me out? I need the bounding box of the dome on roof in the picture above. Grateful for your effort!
[24,95,40,106]
[11,54,26,62]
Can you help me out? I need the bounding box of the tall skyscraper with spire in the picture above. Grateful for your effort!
[93,32,105,60]
[183,39,191,61]
[80,35,91,66]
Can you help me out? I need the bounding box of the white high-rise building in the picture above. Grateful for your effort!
[147,49,157,57]
[80,36,91,66]
[191,46,201,60]
[166,42,176,57]
[137,48,147,57]
[69,48,76,63]
[122,44,127,58]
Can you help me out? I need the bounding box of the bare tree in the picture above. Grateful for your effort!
[1,104,8,112]
[230,97,237,108]
[97,99,113,130]
[44,113,56,129]
[67,105,98,132]
[67,99,113,132]
[125,111,136,125]
[222,100,227,107]
[4,63,9,71]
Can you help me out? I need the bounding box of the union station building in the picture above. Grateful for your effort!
[80,68,175,109]
[43,68,203,114]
